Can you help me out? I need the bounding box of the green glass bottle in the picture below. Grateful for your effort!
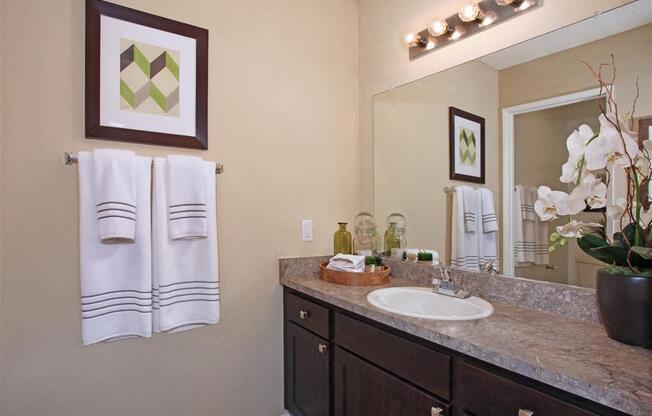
[334,222,352,255]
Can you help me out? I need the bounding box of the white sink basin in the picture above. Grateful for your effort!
[366,287,493,321]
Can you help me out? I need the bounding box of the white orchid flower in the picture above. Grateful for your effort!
[585,114,639,170]
[560,125,595,183]
[572,174,607,209]
[555,220,603,239]
[534,186,579,221]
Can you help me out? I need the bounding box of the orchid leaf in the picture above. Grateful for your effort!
[631,246,652,260]
[577,234,619,264]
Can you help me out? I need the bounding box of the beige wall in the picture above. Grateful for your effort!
[359,0,634,210]
[373,60,499,256]
[0,1,359,415]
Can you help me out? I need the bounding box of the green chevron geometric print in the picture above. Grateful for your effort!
[459,128,477,166]
[120,39,180,117]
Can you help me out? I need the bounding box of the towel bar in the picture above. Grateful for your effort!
[63,151,224,174]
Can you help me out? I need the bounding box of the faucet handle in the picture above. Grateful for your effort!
[439,267,451,281]
[480,260,499,274]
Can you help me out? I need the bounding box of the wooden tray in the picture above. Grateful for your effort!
[319,262,391,286]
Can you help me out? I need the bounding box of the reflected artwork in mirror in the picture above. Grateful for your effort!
[372,0,652,289]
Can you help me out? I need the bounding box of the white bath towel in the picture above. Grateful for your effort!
[479,188,498,266]
[451,186,479,269]
[514,185,535,264]
[461,186,478,233]
[153,158,219,333]
[166,155,208,240]
[517,185,536,222]
[327,254,365,273]
[78,152,152,346]
[92,149,137,244]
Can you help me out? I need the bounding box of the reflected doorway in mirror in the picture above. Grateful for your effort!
[449,107,486,184]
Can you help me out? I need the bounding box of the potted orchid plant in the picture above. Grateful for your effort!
[534,57,651,348]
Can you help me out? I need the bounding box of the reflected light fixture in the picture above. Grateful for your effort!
[450,26,465,40]
[403,0,539,59]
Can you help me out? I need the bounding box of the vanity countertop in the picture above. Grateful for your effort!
[280,273,652,416]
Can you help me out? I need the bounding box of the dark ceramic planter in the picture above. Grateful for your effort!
[596,270,652,349]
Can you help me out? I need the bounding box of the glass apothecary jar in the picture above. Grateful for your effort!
[384,213,407,257]
[353,212,379,256]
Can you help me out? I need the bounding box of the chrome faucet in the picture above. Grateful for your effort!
[432,268,470,299]
[480,260,499,274]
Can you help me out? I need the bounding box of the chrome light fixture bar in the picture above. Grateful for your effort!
[405,0,539,60]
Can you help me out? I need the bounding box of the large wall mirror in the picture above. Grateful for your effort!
[373,0,652,289]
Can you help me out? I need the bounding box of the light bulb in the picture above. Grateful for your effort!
[458,3,482,22]
[450,26,465,40]
[428,20,449,37]
[495,0,515,5]
[426,40,436,50]
[402,32,422,48]
[480,11,498,27]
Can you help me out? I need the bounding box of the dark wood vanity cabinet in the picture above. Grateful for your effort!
[283,289,625,416]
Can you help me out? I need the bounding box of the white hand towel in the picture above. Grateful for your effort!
[517,185,536,222]
[166,155,208,240]
[78,152,152,346]
[461,186,478,232]
[532,187,550,266]
[479,188,498,267]
[479,188,498,233]
[513,186,535,264]
[327,254,365,273]
[92,149,137,244]
[451,186,479,269]
[153,158,219,333]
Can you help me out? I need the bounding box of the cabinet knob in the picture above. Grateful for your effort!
[318,344,328,354]
[518,410,534,416]
[299,310,309,320]
[431,406,443,416]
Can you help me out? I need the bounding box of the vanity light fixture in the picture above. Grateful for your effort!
[403,0,539,60]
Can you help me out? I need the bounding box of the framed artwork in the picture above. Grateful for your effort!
[86,0,209,149]
[449,107,485,184]
[639,116,652,141]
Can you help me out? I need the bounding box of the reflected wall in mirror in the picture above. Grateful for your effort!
[373,0,652,288]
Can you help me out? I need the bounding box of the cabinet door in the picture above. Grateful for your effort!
[285,322,330,416]
[334,347,449,416]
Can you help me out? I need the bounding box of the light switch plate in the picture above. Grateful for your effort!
[301,219,313,242]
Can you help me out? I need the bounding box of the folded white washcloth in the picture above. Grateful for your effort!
[461,186,478,233]
[327,254,365,273]
[78,152,152,346]
[153,158,219,333]
[166,155,208,240]
[92,149,137,244]
[479,188,498,266]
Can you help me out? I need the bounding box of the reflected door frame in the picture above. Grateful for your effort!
[501,87,610,276]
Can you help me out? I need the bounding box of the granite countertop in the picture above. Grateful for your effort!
[280,274,652,416]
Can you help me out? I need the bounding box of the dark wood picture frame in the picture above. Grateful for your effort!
[85,0,209,149]
[639,116,652,141]
[449,107,485,184]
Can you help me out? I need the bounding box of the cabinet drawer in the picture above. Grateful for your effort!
[455,361,596,416]
[334,312,451,400]
[335,347,450,416]
[285,292,330,338]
